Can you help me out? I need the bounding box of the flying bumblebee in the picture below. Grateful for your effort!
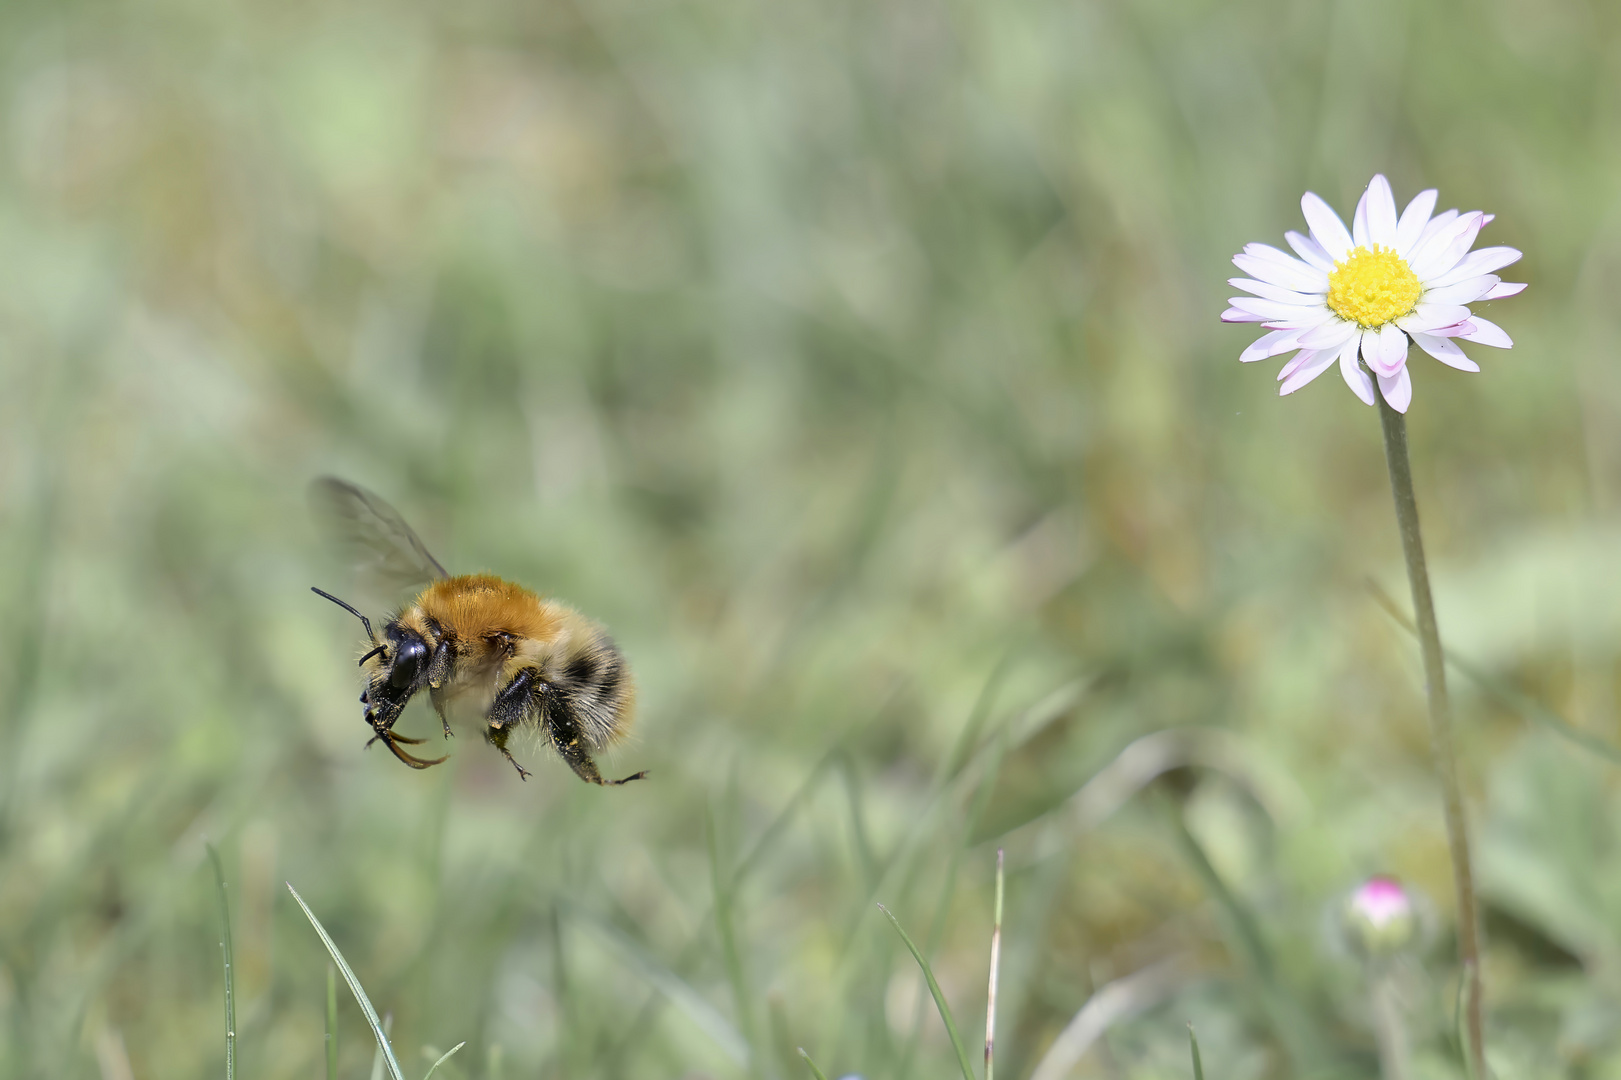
[310,477,645,786]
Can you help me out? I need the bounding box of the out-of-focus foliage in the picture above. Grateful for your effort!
[0,0,1617,1077]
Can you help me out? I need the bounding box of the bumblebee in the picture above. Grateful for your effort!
[310,478,645,786]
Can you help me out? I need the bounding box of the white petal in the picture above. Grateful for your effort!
[1222,307,1270,323]
[1298,319,1359,350]
[1280,349,1338,395]
[1227,296,1330,322]
[1359,328,1386,374]
[1338,336,1375,405]
[1412,332,1480,372]
[1278,348,1314,381]
[1366,175,1399,247]
[1378,366,1413,413]
[1401,303,1472,332]
[1233,251,1328,293]
[1426,246,1522,287]
[1481,213,1495,226]
[1302,191,1354,260]
[1413,208,1459,252]
[1458,315,1512,349]
[1285,230,1335,271]
[1352,188,1371,248]
[1240,328,1304,363]
[1422,275,1500,305]
[1228,277,1322,305]
[1394,189,1438,255]
[1380,322,1410,371]
[1486,281,1527,299]
[1411,212,1485,281]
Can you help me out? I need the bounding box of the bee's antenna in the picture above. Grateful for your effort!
[311,587,378,645]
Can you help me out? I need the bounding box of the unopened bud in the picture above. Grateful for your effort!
[1342,876,1417,959]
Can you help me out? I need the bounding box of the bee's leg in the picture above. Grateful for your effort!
[540,689,648,787]
[424,639,455,738]
[429,685,453,741]
[486,669,539,780]
[485,724,531,781]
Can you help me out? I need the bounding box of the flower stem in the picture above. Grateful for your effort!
[1375,394,1484,1077]
[1370,970,1411,1080]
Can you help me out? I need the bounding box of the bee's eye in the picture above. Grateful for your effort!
[391,635,427,689]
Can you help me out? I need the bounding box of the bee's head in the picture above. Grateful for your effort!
[359,622,428,725]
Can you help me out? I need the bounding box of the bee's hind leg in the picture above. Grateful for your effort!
[541,693,648,787]
[485,724,531,781]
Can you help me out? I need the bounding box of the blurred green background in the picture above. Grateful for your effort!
[3,0,1619,1076]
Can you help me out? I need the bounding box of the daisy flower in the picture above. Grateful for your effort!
[1222,175,1524,412]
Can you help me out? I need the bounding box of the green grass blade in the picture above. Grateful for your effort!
[877,902,976,1080]
[370,1017,391,1080]
[422,1041,466,1080]
[798,1047,832,1080]
[326,963,338,1080]
[287,882,407,1080]
[206,844,236,1080]
[985,848,1004,1080]
[1189,1024,1205,1080]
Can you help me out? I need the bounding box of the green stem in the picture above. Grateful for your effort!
[1375,395,1484,1077]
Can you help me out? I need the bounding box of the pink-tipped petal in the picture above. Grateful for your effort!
[1486,281,1527,299]
[1426,246,1522,287]
[1279,349,1338,395]
[1378,366,1413,413]
[1285,230,1335,271]
[1459,315,1512,349]
[1222,307,1270,323]
[1412,332,1480,372]
[1338,336,1375,405]
[1240,328,1304,363]
[1302,191,1354,260]
[1227,298,1332,329]
[1278,348,1314,381]
[1233,251,1328,293]
[1481,213,1495,226]
[1422,275,1501,305]
[1395,189,1438,255]
[1366,175,1399,247]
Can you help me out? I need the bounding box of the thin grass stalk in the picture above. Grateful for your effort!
[422,1041,467,1079]
[1188,1025,1205,1080]
[206,845,235,1080]
[326,964,339,1080]
[877,903,976,1080]
[798,1047,832,1080]
[287,882,406,1080]
[985,848,1004,1080]
[1375,395,1484,1077]
[1370,971,1411,1080]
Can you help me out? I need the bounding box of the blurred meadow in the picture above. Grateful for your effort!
[4,0,1621,1076]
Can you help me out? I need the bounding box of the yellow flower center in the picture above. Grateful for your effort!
[1325,244,1422,328]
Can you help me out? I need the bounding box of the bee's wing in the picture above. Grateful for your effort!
[310,477,450,596]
